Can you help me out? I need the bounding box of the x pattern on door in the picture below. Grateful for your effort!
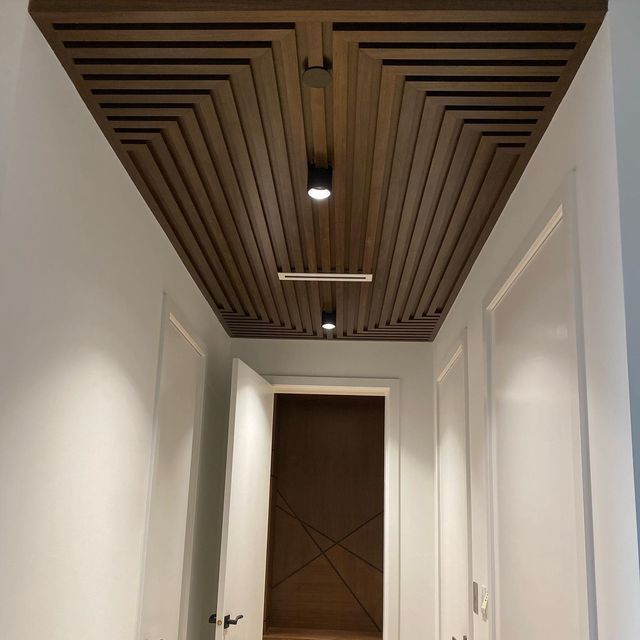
[266,393,384,633]
[269,490,384,633]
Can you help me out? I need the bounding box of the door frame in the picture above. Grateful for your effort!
[136,294,207,640]
[482,175,597,640]
[266,375,401,640]
[434,331,473,640]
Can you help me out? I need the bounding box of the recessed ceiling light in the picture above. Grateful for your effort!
[308,165,332,200]
[321,310,337,331]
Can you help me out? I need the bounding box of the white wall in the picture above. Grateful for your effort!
[608,0,640,551]
[0,0,27,191]
[433,19,640,640]
[0,7,231,640]
[231,339,435,640]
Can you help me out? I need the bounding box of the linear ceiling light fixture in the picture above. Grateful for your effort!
[278,272,372,282]
[307,165,332,200]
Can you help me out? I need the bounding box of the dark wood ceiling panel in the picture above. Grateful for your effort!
[30,0,605,341]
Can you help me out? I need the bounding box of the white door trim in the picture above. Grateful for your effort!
[266,375,401,640]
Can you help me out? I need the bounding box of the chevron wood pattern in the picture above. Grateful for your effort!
[30,1,605,340]
[266,395,384,633]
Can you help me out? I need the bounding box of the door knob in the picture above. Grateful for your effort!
[224,614,244,629]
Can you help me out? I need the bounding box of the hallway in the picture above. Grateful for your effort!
[1,1,639,640]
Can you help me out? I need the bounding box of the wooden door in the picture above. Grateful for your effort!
[264,394,385,636]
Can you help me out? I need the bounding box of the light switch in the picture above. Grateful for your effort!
[480,585,489,621]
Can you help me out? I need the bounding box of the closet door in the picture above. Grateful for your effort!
[437,344,471,640]
[139,314,205,640]
[486,209,592,640]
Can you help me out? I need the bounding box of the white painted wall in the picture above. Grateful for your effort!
[0,7,231,640]
[608,0,640,551]
[433,19,640,640]
[0,0,26,192]
[231,339,435,640]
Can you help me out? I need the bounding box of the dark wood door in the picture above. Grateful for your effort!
[264,394,385,637]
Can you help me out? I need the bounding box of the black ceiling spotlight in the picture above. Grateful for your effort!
[321,309,337,331]
[308,165,333,201]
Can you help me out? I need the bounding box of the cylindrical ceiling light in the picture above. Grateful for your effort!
[321,309,337,331]
[307,165,332,201]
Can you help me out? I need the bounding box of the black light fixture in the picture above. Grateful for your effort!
[321,309,337,331]
[307,165,332,201]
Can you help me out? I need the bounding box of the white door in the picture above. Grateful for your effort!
[437,345,471,640]
[486,209,591,640]
[214,359,275,640]
[139,314,205,640]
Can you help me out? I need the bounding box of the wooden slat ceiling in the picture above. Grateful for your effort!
[30,1,605,340]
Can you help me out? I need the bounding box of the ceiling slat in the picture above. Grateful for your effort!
[30,5,604,340]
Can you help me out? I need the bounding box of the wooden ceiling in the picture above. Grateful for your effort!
[30,1,605,340]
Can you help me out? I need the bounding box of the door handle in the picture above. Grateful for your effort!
[224,614,244,629]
